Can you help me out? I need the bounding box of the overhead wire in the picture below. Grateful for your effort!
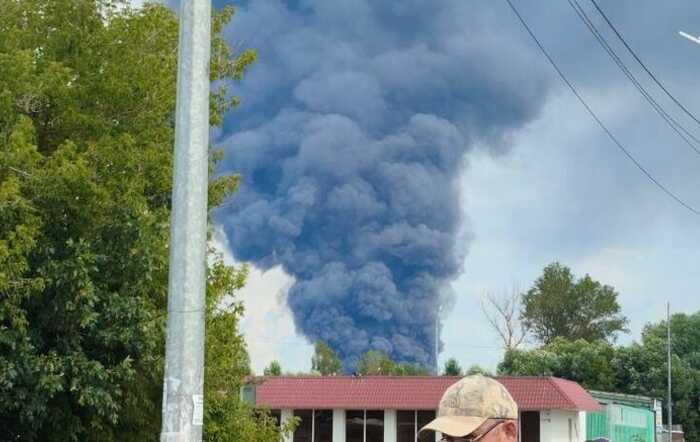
[567,0,700,156]
[502,0,700,216]
[590,0,700,129]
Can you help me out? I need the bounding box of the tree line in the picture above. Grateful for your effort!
[483,262,700,442]
[264,263,700,442]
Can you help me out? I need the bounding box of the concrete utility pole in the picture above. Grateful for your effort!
[160,0,211,440]
[667,301,673,442]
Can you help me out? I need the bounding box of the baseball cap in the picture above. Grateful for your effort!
[420,375,518,437]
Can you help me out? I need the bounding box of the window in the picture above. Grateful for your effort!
[347,410,365,442]
[346,410,385,442]
[397,411,415,442]
[417,410,436,442]
[397,410,437,442]
[293,409,334,442]
[294,410,313,442]
[314,410,333,442]
[366,410,384,442]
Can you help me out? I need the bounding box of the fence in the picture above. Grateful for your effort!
[587,404,655,442]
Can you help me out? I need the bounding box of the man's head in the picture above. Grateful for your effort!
[420,375,518,442]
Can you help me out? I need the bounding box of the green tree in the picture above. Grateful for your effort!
[616,313,700,442]
[264,360,282,376]
[498,338,617,391]
[465,364,492,376]
[311,341,343,375]
[356,350,397,375]
[521,262,628,344]
[0,1,279,440]
[355,351,429,376]
[392,363,431,376]
[203,259,296,441]
[496,312,700,442]
[443,358,463,376]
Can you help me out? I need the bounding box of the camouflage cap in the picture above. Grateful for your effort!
[420,375,518,437]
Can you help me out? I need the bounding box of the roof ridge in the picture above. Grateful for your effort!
[546,377,576,409]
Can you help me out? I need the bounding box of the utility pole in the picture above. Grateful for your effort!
[160,0,211,440]
[435,305,442,375]
[667,301,673,442]
[435,316,439,375]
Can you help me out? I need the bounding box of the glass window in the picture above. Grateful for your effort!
[417,410,436,442]
[314,409,333,442]
[294,410,313,442]
[347,410,365,442]
[366,410,384,442]
[397,410,416,442]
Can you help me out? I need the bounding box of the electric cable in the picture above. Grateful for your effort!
[568,0,700,156]
[590,0,700,129]
[503,0,700,216]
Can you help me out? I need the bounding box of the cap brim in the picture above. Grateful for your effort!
[419,416,488,437]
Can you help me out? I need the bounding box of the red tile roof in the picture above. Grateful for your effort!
[252,376,601,412]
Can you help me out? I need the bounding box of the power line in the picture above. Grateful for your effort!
[590,0,700,129]
[503,0,700,216]
[567,0,700,156]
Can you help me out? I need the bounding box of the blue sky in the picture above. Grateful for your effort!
[157,0,700,373]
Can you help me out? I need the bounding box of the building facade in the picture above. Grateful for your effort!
[244,376,602,442]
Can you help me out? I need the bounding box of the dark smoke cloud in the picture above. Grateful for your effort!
[214,0,551,370]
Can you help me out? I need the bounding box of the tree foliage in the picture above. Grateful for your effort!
[0,1,283,440]
[443,358,463,376]
[263,361,282,376]
[521,262,628,344]
[355,350,430,376]
[311,341,342,375]
[465,365,492,376]
[498,311,700,442]
[498,338,618,391]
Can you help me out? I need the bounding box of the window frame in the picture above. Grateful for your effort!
[346,409,385,442]
[396,409,437,442]
[293,409,334,442]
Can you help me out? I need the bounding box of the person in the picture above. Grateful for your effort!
[420,374,518,442]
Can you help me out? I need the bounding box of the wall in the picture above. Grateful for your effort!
[540,410,586,442]
[333,409,346,442]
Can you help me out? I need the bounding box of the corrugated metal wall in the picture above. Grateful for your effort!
[586,404,655,442]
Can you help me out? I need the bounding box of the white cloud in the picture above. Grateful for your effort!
[213,231,313,375]
[442,80,700,372]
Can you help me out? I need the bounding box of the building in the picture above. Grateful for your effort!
[243,376,602,442]
[587,391,676,442]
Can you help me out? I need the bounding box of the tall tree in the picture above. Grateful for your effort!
[311,341,342,375]
[0,1,280,440]
[521,262,628,344]
[443,358,463,376]
[481,288,529,350]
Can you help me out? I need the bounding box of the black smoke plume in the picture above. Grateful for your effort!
[215,0,550,370]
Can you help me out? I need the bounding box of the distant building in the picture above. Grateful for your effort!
[587,390,668,442]
[242,376,601,442]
